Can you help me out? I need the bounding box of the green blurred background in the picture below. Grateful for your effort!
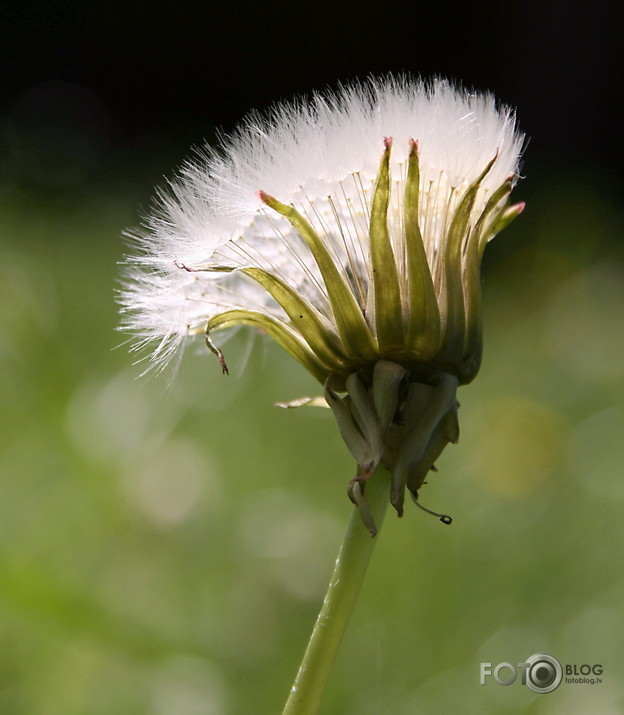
[2,1,623,713]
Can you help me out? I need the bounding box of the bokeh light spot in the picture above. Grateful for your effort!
[568,407,624,501]
[472,395,566,498]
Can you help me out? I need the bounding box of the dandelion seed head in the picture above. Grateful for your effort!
[119,75,524,377]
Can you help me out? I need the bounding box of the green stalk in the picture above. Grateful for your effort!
[282,470,390,715]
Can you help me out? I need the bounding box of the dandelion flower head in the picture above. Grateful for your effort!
[120,75,524,386]
[119,75,526,526]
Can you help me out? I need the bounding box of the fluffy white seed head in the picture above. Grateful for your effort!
[119,75,524,374]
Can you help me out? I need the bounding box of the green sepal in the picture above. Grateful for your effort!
[405,400,460,496]
[372,360,407,432]
[345,373,383,466]
[177,260,351,373]
[380,380,436,474]
[436,154,497,373]
[347,480,378,537]
[460,178,513,381]
[369,139,404,354]
[402,381,436,426]
[207,309,329,384]
[242,266,350,371]
[260,192,378,362]
[461,194,524,383]
[324,375,376,470]
[480,201,525,257]
[391,373,458,516]
[403,139,442,359]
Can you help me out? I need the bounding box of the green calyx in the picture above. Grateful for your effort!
[180,140,523,388]
[324,360,459,534]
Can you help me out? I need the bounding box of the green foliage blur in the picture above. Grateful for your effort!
[1,156,623,714]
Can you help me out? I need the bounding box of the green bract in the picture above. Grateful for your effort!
[189,141,522,388]
[181,141,522,528]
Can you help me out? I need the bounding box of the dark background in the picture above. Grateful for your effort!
[2,0,622,198]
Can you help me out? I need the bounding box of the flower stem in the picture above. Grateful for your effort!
[282,470,390,715]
